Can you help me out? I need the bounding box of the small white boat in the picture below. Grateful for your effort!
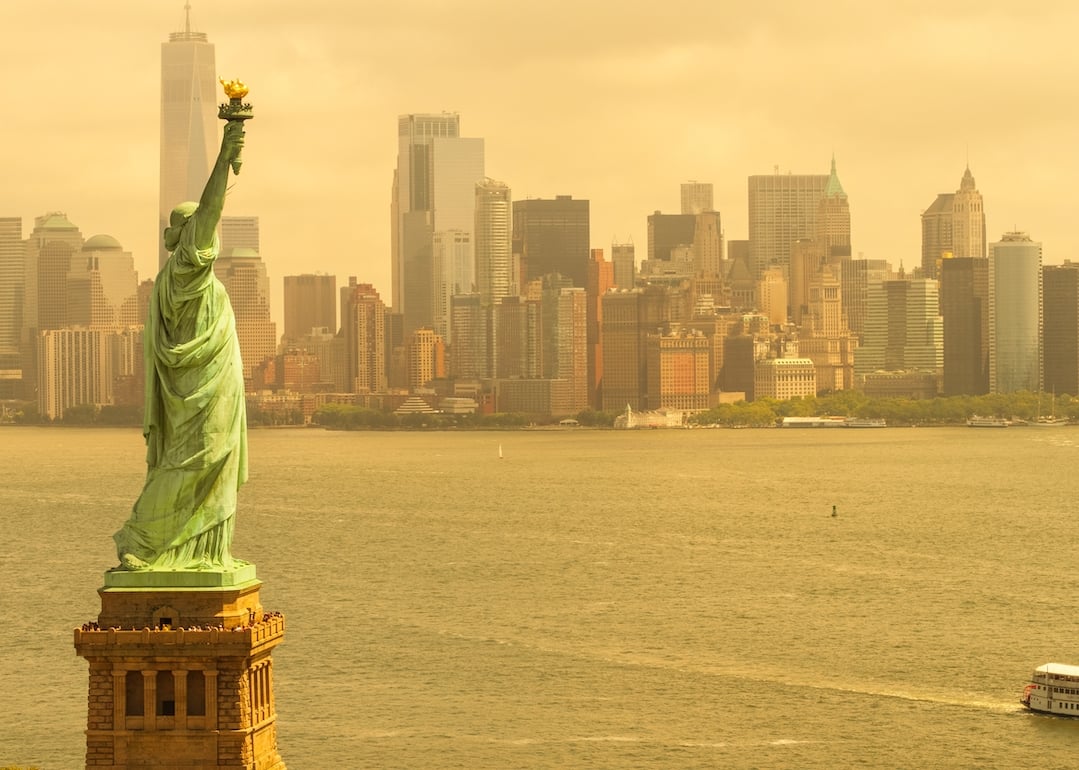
[1021,663,1079,715]
[967,416,1010,428]
[844,418,886,428]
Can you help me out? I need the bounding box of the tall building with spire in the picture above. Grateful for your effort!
[921,166,986,280]
[951,166,986,261]
[159,3,218,271]
[816,156,851,259]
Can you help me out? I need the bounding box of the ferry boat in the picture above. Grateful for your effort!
[779,416,848,428]
[1021,663,1079,715]
[966,416,1010,428]
[779,416,886,428]
[844,418,887,428]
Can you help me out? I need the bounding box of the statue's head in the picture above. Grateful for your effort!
[163,202,199,251]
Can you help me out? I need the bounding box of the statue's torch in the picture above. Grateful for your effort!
[218,79,253,175]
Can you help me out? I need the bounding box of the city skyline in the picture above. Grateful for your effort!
[3,2,1079,326]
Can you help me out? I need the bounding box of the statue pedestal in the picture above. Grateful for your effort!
[75,570,287,768]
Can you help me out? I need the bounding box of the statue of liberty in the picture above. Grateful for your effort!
[114,117,248,571]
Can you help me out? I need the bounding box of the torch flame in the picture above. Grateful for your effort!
[220,79,249,100]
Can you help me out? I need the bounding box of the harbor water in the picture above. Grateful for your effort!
[3,425,1079,768]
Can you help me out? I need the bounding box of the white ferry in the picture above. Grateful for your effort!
[1021,663,1079,715]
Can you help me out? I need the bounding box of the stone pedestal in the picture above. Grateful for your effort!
[74,571,286,769]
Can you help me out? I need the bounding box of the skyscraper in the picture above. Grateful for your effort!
[214,248,277,383]
[940,257,990,396]
[159,3,218,271]
[0,217,23,368]
[854,278,942,383]
[474,179,513,308]
[989,232,1041,394]
[680,181,714,215]
[432,230,472,344]
[340,280,386,393]
[1042,263,1079,398]
[493,296,540,379]
[951,167,986,262]
[600,286,671,411]
[450,293,490,379]
[586,249,614,409]
[816,156,851,259]
[541,281,588,414]
[611,242,635,290]
[21,212,84,399]
[921,193,954,280]
[513,196,590,288]
[221,215,260,254]
[406,327,445,390]
[647,211,697,263]
[66,235,139,328]
[391,113,484,335]
[283,274,337,342]
[841,257,890,341]
[692,211,723,278]
[921,166,986,280]
[757,267,788,327]
[747,169,830,278]
[646,327,712,411]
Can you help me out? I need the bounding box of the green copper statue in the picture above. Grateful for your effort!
[113,117,248,571]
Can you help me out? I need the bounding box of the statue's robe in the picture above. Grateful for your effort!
[114,222,247,569]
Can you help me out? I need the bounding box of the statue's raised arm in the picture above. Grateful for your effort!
[192,120,244,250]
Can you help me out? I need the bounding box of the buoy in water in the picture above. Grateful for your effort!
[831,505,838,517]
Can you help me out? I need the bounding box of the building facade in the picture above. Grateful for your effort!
[646,328,712,411]
[754,357,817,401]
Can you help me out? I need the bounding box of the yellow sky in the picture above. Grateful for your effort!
[3,0,1079,312]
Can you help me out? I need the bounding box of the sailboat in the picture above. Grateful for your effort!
[498,443,504,459]
[1034,390,1068,426]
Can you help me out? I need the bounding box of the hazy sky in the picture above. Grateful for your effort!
[5,1,1079,318]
